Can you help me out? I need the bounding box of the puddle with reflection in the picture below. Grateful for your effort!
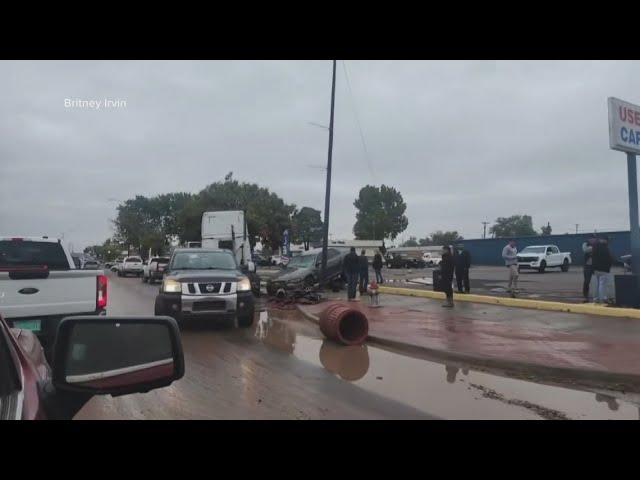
[256,309,640,420]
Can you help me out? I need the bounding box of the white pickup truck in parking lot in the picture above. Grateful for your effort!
[0,237,107,359]
[118,256,144,277]
[516,245,572,273]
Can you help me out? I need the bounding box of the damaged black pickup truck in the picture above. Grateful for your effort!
[266,247,348,296]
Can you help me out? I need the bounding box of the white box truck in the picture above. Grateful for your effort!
[200,210,259,295]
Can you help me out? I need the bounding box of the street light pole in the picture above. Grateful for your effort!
[320,60,337,285]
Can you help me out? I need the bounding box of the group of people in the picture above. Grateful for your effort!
[343,247,386,301]
[501,235,614,304]
[437,244,472,308]
[339,234,616,307]
[582,234,614,304]
[342,245,473,306]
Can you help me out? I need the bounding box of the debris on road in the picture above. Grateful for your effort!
[469,383,570,420]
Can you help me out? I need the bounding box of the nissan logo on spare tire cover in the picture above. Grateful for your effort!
[206,284,215,292]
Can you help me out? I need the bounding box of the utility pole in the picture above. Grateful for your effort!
[482,222,489,239]
[575,224,579,234]
[320,60,337,285]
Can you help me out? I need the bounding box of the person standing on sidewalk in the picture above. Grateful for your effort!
[440,245,455,308]
[358,249,369,295]
[454,244,471,293]
[343,247,360,301]
[372,250,384,284]
[592,236,613,304]
[502,239,519,295]
[582,233,597,302]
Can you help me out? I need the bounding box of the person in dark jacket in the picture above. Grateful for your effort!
[440,245,455,308]
[343,247,360,300]
[372,250,384,284]
[591,237,613,304]
[582,233,597,302]
[358,250,369,295]
[453,244,471,294]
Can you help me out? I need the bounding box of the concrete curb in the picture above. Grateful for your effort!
[378,285,640,320]
[296,304,640,392]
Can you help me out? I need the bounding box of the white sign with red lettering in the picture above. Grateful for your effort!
[609,97,640,154]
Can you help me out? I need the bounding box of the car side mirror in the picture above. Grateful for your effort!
[52,316,184,397]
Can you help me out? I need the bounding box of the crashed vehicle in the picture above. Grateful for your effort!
[266,248,347,296]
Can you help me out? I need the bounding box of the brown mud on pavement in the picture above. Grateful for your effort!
[299,294,640,392]
[76,274,640,419]
[78,308,640,419]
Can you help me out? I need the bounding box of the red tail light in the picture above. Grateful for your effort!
[97,274,108,310]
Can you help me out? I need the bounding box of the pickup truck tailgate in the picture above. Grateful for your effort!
[0,270,99,319]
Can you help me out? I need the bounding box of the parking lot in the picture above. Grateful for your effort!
[371,264,624,304]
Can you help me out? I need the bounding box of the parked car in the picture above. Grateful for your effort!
[516,245,572,273]
[422,252,442,267]
[0,312,184,420]
[0,236,107,360]
[266,248,347,295]
[142,256,170,284]
[118,256,144,277]
[252,253,272,267]
[271,255,288,267]
[109,258,124,272]
[385,253,426,269]
[154,248,256,329]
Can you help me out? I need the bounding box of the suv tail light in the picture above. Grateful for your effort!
[97,274,108,310]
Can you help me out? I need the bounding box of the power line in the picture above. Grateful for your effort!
[342,60,376,182]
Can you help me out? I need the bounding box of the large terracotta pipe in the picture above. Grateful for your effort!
[318,303,369,346]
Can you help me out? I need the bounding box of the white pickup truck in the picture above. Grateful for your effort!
[422,252,442,267]
[0,237,107,358]
[516,244,572,273]
[117,255,144,277]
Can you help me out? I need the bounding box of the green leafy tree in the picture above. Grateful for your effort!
[490,215,537,238]
[112,173,296,254]
[101,238,126,261]
[291,207,323,250]
[402,236,419,247]
[429,231,463,246]
[175,173,296,250]
[83,245,104,259]
[353,185,408,240]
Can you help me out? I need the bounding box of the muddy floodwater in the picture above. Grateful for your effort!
[258,310,640,420]
[76,274,640,419]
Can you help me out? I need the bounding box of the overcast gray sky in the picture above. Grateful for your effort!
[1,60,638,250]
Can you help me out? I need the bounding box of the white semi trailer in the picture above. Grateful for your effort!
[200,210,259,295]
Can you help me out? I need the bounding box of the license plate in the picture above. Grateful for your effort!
[14,319,41,332]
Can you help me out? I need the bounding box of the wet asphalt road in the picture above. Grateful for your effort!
[75,271,434,419]
[74,271,640,420]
